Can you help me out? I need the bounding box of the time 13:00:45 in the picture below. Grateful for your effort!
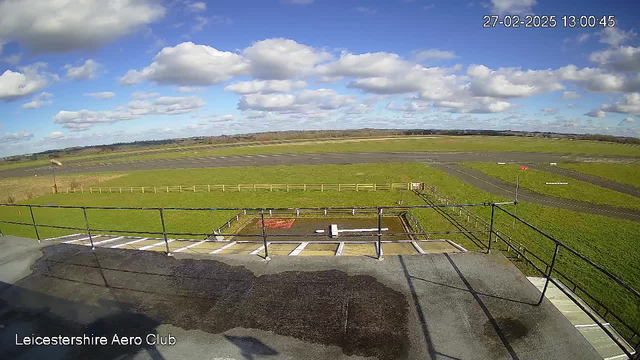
[482,15,616,28]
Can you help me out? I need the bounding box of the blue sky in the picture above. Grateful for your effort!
[0,0,639,156]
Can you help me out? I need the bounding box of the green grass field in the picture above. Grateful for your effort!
[461,162,640,211]
[558,163,640,188]
[1,161,638,339]
[77,136,640,166]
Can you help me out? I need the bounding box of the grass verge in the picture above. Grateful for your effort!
[558,163,640,189]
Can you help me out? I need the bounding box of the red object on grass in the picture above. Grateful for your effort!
[257,219,296,229]
[520,166,529,170]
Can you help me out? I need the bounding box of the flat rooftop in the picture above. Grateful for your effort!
[0,236,601,360]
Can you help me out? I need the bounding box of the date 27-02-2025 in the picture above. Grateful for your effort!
[483,15,616,28]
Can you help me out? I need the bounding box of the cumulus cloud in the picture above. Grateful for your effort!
[0,0,165,53]
[467,65,563,98]
[590,46,640,72]
[415,49,457,61]
[489,0,536,15]
[44,131,66,140]
[132,91,160,99]
[0,63,51,101]
[619,117,636,126]
[598,27,636,47]
[85,92,115,100]
[65,59,100,80]
[238,89,355,113]
[600,93,640,115]
[184,1,206,12]
[243,38,331,79]
[224,80,307,94]
[120,42,248,86]
[21,92,52,109]
[561,91,581,100]
[541,107,557,115]
[55,96,205,131]
[585,109,606,118]
[0,131,33,144]
[386,101,429,113]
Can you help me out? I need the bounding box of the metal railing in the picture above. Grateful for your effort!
[60,183,418,194]
[1,199,638,358]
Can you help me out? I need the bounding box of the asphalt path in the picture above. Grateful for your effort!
[2,150,639,178]
[432,163,640,222]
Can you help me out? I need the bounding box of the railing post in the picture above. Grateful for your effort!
[159,208,171,256]
[487,204,495,254]
[377,207,383,260]
[261,211,270,261]
[82,207,94,249]
[28,205,40,242]
[538,242,560,305]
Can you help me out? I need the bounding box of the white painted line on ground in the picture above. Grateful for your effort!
[249,243,270,255]
[289,242,308,256]
[575,323,611,329]
[174,240,208,253]
[111,238,148,248]
[87,236,124,246]
[446,240,468,252]
[411,241,426,254]
[335,242,345,256]
[210,242,237,254]
[139,239,175,251]
[63,236,95,244]
[43,233,82,241]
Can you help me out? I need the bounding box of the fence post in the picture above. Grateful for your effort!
[222,185,225,192]
[377,207,383,260]
[90,188,93,194]
[180,186,182,193]
[487,204,495,254]
[154,187,157,193]
[338,184,341,191]
[142,187,145,194]
[159,208,171,256]
[99,188,102,194]
[208,185,210,192]
[82,207,94,249]
[193,185,196,192]
[81,187,83,193]
[321,184,324,192]
[261,211,270,261]
[538,243,560,305]
[28,205,40,242]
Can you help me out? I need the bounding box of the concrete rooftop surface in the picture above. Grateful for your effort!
[0,235,601,360]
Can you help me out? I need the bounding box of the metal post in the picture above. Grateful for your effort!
[261,211,270,260]
[487,204,495,254]
[377,207,384,260]
[82,207,94,249]
[538,243,560,305]
[159,208,171,256]
[28,205,40,242]
[513,174,519,230]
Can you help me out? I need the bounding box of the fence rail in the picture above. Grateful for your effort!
[58,183,420,194]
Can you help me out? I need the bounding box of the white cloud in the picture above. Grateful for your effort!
[128,96,205,115]
[2,54,21,66]
[556,65,631,93]
[0,131,33,144]
[541,107,557,115]
[21,92,52,109]
[192,16,208,32]
[65,59,100,80]
[224,80,307,94]
[0,63,51,101]
[467,65,563,98]
[85,92,115,100]
[600,93,640,115]
[0,0,165,53]
[55,96,205,131]
[598,27,636,47]
[576,34,591,44]
[318,52,415,79]
[590,46,640,72]
[243,38,331,80]
[238,89,355,112]
[585,109,606,118]
[415,49,457,61]
[386,101,429,113]
[561,91,581,100]
[132,91,160,99]
[45,131,65,140]
[619,117,636,126]
[120,42,248,86]
[185,1,206,12]
[177,86,204,93]
[489,0,536,15]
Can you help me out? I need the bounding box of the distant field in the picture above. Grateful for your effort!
[558,163,640,188]
[1,162,638,335]
[74,136,640,166]
[461,162,640,211]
